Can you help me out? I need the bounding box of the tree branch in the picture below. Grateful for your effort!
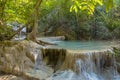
[6,26,26,40]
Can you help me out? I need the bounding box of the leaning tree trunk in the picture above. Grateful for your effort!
[27,0,42,42]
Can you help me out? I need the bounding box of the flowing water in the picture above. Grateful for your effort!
[47,51,120,80]
[28,38,120,80]
[44,41,120,80]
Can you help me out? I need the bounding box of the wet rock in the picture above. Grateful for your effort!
[0,40,44,79]
[42,48,66,71]
[116,55,120,73]
[0,41,32,75]
[0,40,119,80]
[0,74,39,80]
[24,66,53,80]
[0,75,24,80]
[114,47,120,73]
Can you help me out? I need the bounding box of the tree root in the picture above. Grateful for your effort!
[37,39,57,46]
[27,31,57,46]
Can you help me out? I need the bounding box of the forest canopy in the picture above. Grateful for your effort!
[0,0,120,41]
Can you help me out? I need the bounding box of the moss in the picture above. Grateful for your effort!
[0,41,19,47]
[113,47,120,73]
[0,25,14,41]
[114,47,120,53]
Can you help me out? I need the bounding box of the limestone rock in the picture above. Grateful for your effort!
[0,74,39,80]
[0,75,25,80]
[0,40,43,79]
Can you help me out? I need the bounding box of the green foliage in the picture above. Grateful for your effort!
[113,47,120,57]
[1,0,120,41]
[105,19,120,32]
[2,0,34,24]
[70,0,103,15]
[0,25,13,41]
[70,0,119,15]
[103,0,114,12]
[37,0,120,40]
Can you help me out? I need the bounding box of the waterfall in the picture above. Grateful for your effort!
[75,52,119,80]
[44,49,120,80]
[25,46,54,80]
[13,25,26,40]
[33,49,44,70]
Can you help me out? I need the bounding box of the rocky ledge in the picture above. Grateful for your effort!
[0,40,53,80]
[0,40,120,80]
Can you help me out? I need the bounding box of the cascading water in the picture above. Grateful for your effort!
[13,25,26,40]
[75,52,120,80]
[34,53,43,70]
[14,40,119,80]
[24,46,54,80]
[47,49,120,80]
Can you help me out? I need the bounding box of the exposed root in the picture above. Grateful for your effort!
[37,40,57,46]
[27,31,57,46]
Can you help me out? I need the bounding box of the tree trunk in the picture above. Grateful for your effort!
[27,0,42,42]
[26,0,56,45]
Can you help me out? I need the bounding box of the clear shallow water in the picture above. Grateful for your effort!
[40,39,120,80]
[50,41,118,51]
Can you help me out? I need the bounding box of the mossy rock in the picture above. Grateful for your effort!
[113,47,120,73]
[0,25,14,41]
[0,41,19,47]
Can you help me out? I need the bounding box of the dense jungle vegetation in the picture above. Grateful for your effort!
[0,0,120,41]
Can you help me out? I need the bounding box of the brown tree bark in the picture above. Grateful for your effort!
[27,0,42,42]
[26,0,56,45]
